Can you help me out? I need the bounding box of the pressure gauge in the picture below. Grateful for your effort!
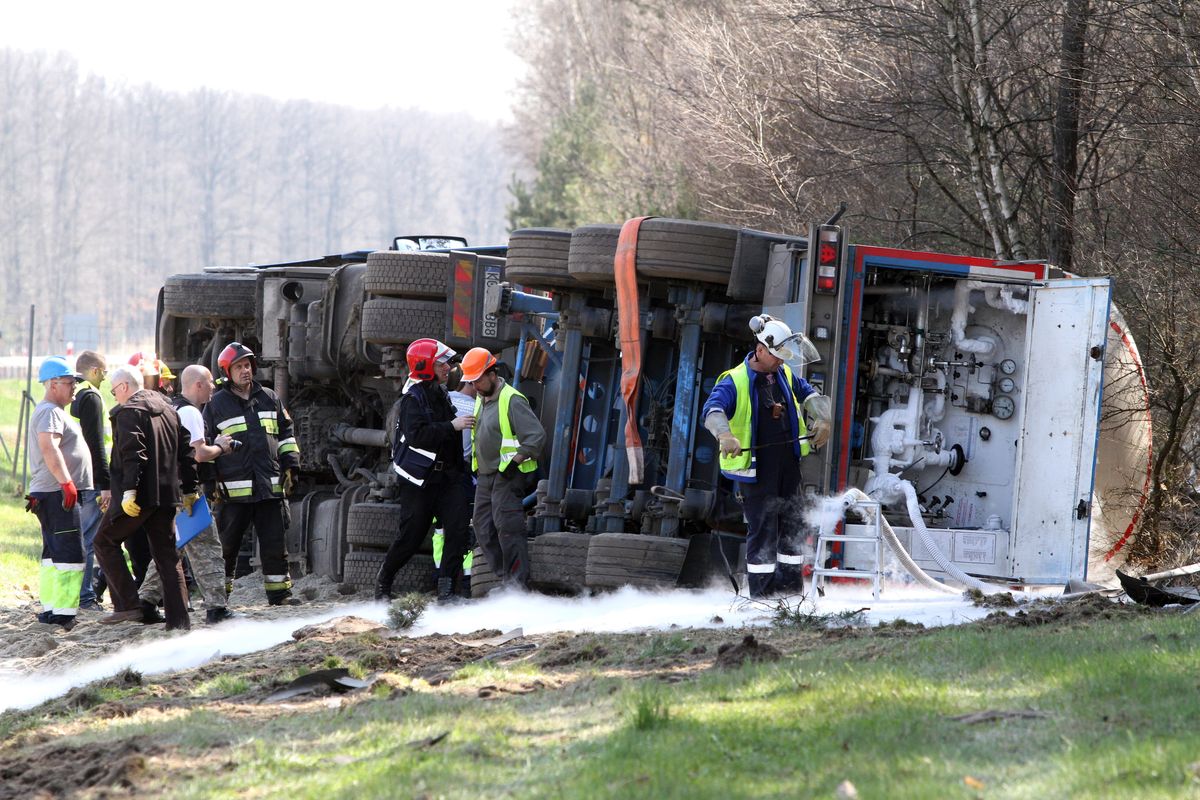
[998,376,1016,393]
[992,395,1016,420]
[999,358,1017,375]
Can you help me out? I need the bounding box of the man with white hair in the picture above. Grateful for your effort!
[138,364,237,624]
[94,365,199,630]
[26,356,93,630]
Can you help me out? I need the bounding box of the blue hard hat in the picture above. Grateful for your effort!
[38,355,84,383]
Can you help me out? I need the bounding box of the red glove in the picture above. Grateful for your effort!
[60,480,78,511]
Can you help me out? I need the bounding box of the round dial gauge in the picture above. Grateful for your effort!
[999,358,1017,375]
[992,395,1016,420]
[998,377,1016,393]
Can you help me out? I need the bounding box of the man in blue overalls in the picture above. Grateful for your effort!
[702,315,832,598]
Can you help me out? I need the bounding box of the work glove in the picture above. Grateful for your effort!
[121,489,142,518]
[181,492,201,516]
[281,469,296,497]
[804,394,833,449]
[717,432,742,456]
[60,480,78,511]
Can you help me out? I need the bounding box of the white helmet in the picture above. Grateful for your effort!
[749,315,819,365]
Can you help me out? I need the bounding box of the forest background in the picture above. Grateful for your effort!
[2,0,1198,559]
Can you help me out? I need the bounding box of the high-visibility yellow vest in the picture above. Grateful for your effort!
[717,362,809,478]
[472,384,539,474]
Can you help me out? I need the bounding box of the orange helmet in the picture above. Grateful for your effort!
[459,347,497,383]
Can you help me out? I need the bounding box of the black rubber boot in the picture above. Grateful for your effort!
[206,607,236,624]
[436,576,456,605]
[267,592,302,607]
[459,575,472,600]
[140,600,166,624]
[374,567,395,601]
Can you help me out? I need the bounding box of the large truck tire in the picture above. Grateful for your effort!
[470,546,503,598]
[503,228,576,290]
[529,532,590,594]
[585,532,689,590]
[345,502,400,550]
[567,224,622,286]
[162,273,257,319]
[634,219,738,285]
[365,251,450,299]
[361,298,446,345]
[343,551,436,593]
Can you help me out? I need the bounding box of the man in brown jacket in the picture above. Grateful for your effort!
[95,365,199,631]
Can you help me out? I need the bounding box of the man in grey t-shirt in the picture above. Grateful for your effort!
[27,356,94,629]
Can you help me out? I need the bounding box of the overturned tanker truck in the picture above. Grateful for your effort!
[156,219,1152,596]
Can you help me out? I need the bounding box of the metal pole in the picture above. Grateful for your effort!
[18,304,35,490]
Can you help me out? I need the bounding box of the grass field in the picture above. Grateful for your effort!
[0,378,42,605]
[2,600,1197,799]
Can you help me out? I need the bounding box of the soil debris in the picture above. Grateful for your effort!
[0,737,160,800]
[714,634,782,669]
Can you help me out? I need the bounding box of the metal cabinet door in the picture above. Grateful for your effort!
[1010,277,1111,584]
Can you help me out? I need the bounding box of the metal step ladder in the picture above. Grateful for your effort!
[811,501,885,600]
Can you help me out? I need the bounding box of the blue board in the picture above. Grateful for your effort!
[175,495,213,548]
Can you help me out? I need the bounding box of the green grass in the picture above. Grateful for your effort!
[0,496,40,605]
[10,609,1197,799]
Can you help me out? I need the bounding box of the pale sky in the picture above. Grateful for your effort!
[2,0,527,120]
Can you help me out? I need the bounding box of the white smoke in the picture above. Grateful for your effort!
[0,584,1008,713]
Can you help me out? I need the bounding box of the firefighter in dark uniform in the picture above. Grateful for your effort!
[702,315,832,598]
[378,338,475,604]
[203,342,302,606]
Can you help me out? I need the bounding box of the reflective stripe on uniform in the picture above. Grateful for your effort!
[264,575,292,592]
[392,462,425,487]
[216,415,248,434]
[777,553,806,565]
[277,437,299,455]
[221,479,253,497]
[746,562,776,573]
[39,558,84,615]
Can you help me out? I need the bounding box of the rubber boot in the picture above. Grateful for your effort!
[140,600,166,624]
[459,575,472,600]
[436,576,455,605]
[374,569,395,601]
[206,607,236,624]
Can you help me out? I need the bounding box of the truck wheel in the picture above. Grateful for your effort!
[585,532,689,590]
[634,219,738,285]
[567,224,621,286]
[504,228,577,290]
[343,551,386,590]
[392,554,437,593]
[361,298,446,345]
[365,252,450,299]
[163,273,257,319]
[529,532,590,594]
[343,551,436,593]
[346,502,400,550]
[470,546,503,597]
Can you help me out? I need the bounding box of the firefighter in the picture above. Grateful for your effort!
[379,338,474,603]
[26,356,93,629]
[460,347,545,589]
[203,342,302,606]
[702,315,832,599]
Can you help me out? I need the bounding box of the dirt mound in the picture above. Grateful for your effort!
[979,592,1153,628]
[714,634,782,669]
[0,737,160,800]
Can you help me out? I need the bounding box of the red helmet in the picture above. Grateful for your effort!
[218,341,257,379]
[128,351,159,375]
[406,338,455,381]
